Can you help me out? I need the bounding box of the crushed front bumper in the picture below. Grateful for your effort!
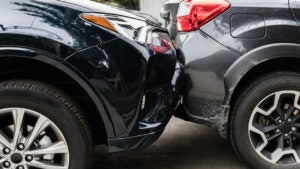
[108,62,184,152]
[108,27,184,152]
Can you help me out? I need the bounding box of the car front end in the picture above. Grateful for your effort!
[56,0,184,152]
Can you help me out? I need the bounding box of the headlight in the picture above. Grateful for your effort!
[81,13,147,40]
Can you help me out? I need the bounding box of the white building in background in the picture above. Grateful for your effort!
[140,0,168,21]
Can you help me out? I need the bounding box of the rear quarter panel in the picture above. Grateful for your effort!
[201,0,297,54]
[178,0,300,136]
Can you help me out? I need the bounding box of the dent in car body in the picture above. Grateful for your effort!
[0,0,182,152]
[169,0,300,137]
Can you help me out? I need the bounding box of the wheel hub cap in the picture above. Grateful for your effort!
[280,122,293,134]
[11,153,22,164]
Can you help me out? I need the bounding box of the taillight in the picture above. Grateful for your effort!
[148,33,171,53]
[151,38,171,53]
[176,0,231,32]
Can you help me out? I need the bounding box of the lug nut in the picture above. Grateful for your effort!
[285,133,289,137]
[276,129,280,133]
[3,148,10,155]
[25,155,33,162]
[17,143,25,151]
[292,127,297,131]
[279,120,282,124]
[288,118,292,122]
[17,165,25,169]
[3,161,10,168]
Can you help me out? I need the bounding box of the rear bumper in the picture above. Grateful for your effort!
[174,30,239,134]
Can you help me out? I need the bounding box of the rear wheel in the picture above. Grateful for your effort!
[231,72,300,169]
[0,80,93,169]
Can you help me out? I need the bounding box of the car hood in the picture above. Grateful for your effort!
[58,0,145,21]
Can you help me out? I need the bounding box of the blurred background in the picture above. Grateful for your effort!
[93,0,167,22]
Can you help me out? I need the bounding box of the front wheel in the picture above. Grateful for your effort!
[0,80,93,169]
[231,72,300,169]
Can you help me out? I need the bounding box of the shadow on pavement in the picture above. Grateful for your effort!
[94,118,250,169]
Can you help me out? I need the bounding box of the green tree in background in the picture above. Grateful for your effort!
[94,0,139,10]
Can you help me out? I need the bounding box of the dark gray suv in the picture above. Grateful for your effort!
[162,0,300,168]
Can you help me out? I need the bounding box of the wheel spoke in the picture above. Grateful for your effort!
[27,160,68,169]
[0,130,12,149]
[289,136,294,148]
[268,133,281,142]
[24,116,50,151]
[262,125,278,133]
[285,105,295,120]
[256,107,270,116]
[252,123,278,135]
[255,93,281,117]
[0,156,7,163]
[269,116,279,125]
[270,148,284,164]
[293,113,300,123]
[293,132,300,139]
[277,135,284,149]
[25,141,68,155]
[294,93,300,110]
[271,148,300,164]
[294,123,300,128]
[276,108,285,121]
[12,108,25,148]
[249,124,268,152]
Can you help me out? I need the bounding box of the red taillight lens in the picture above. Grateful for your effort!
[149,33,171,53]
[151,38,171,53]
[176,0,231,32]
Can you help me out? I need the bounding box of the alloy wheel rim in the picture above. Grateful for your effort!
[248,90,300,165]
[0,108,69,169]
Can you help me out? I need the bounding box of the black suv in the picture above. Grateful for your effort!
[0,0,183,168]
[162,0,300,168]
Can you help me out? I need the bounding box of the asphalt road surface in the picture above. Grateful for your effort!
[95,117,250,169]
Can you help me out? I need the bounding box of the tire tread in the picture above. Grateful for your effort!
[0,79,94,169]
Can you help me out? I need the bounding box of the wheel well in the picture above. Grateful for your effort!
[228,57,300,135]
[0,57,107,145]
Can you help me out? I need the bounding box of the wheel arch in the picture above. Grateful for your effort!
[221,43,300,138]
[0,46,114,144]
[225,43,300,106]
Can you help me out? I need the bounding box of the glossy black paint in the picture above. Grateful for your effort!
[0,0,182,152]
[163,0,300,137]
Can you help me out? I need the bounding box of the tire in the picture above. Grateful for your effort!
[0,80,93,169]
[230,72,300,169]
